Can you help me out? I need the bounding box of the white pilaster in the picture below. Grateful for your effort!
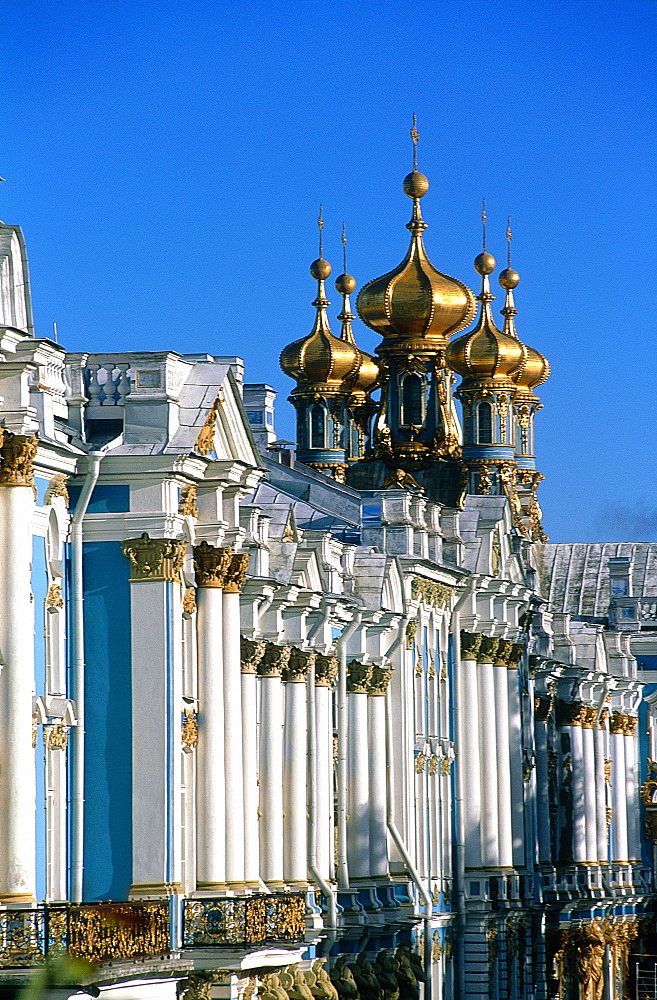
[624,721,639,860]
[582,722,597,863]
[507,651,525,866]
[283,648,312,884]
[570,723,586,863]
[347,660,372,878]
[368,666,392,877]
[478,639,499,867]
[494,642,513,868]
[315,654,338,881]
[0,437,38,904]
[593,721,608,863]
[258,644,288,885]
[610,720,628,862]
[222,553,249,887]
[240,638,265,887]
[460,634,482,869]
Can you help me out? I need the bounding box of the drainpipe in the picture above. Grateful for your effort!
[70,450,104,903]
[385,692,433,997]
[307,655,338,932]
[451,576,477,1000]
[336,609,362,889]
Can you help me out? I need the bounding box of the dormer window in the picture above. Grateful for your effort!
[310,405,326,449]
[400,373,424,426]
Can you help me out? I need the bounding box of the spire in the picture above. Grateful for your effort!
[335,223,357,345]
[473,202,499,333]
[499,218,520,339]
[403,113,429,235]
[309,204,333,339]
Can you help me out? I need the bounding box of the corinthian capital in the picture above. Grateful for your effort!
[193,541,232,589]
[257,642,291,678]
[282,647,316,683]
[347,660,372,694]
[122,533,186,582]
[315,653,338,688]
[477,636,501,663]
[460,631,482,660]
[241,637,266,674]
[223,552,250,594]
[368,665,393,696]
[0,431,38,487]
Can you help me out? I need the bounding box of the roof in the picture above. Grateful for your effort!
[539,542,657,618]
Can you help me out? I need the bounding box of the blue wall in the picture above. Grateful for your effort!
[79,541,132,900]
[32,535,48,901]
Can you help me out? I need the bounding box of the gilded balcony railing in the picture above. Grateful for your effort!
[182,894,306,949]
[0,902,170,968]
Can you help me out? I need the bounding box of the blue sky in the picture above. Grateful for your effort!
[2,0,655,542]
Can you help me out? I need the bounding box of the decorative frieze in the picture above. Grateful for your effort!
[405,620,417,648]
[193,541,232,589]
[44,474,69,505]
[460,631,482,660]
[282,647,315,683]
[411,577,452,608]
[44,724,69,751]
[179,484,198,518]
[223,552,250,594]
[0,432,38,487]
[477,636,501,663]
[367,665,392,696]
[610,711,638,735]
[181,709,198,751]
[257,642,291,678]
[122,533,186,582]
[240,637,266,674]
[45,583,64,609]
[440,757,452,776]
[314,653,338,688]
[194,400,218,456]
[346,660,372,694]
[415,752,427,773]
[182,587,197,614]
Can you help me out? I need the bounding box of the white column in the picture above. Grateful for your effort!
[45,727,69,901]
[368,666,392,877]
[347,660,372,878]
[507,646,525,866]
[570,721,586,863]
[222,552,249,887]
[610,716,628,862]
[478,638,500,867]
[494,641,513,868]
[258,644,288,886]
[194,542,231,889]
[283,648,312,884]
[241,638,265,887]
[534,702,552,864]
[625,719,639,860]
[582,721,597,863]
[122,534,186,896]
[315,654,338,881]
[0,435,38,903]
[594,719,608,862]
[460,633,482,869]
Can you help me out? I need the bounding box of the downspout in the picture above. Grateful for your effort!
[308,655,338,933]
[336,609,362,889]
[451,576,478,1000]
[70,450,104,903]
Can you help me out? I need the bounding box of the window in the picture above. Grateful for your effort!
[310,405,326,448]
[611,579,628,596]
[477,401,492,444]
[401,373,423,425]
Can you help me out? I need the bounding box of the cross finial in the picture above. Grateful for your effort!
[506,217,512,266]
[318,204,324,258]
[411,113,419,171]
[341,222,348,273]
[481,199,487,252]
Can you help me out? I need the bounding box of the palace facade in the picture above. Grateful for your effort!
[0,142,655,1000]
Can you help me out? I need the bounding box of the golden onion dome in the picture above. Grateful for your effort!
[356,171,476,350]
[446,253,526,385]
[335,272,380,395]
[498,268,550,394]
[280,257,361,391]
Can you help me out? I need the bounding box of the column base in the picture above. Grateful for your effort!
[196,881,230,894]
[262,879,286,890]
[0,892,36,906]
[130,882,183,898]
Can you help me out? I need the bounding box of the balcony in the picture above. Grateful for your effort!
[181,894,306,949]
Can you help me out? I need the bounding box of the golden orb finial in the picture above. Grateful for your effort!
[335,223,357,294]
[310,205,331,280]
[499,218,520,288]
[403,114,429,200]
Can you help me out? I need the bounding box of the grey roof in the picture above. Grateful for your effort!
[256,455,362,530]
[539,542,657,618]
[245,480,359,536]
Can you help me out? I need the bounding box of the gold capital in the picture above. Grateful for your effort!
[315,653,338,688]
[45,473,69,505]
[367,665,393,696]
[182,709,198,751]
[346,659,372,694]
[257,642,291,678]
[122,533,186,582]
[223,552,249,594]
[460,631,482,660]
[283,647,316,683]
[477,636,501,663]
[241,637,266,674]
[193,541,232,589]
[0,431,38,487]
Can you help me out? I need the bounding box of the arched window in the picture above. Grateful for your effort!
[401,373,423,426]
[310,405,326,449]
[477,401,493,444]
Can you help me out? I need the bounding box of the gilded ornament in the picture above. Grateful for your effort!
[181,709,198,751]
[368,665,393,696]
[223,552,249,594]
[606,807,613,829]
[405,620,417,648]
[432,931,442,962]
[610,711,638,735]
[477,635,501,663]
[534,694,554,723]
[179,484,199,518]
[383,468,422,491]
[493,638,513,667]
[183,587,197,614]
[44,723,69,751]
[411,577,452,608]
[194,401,218,456]
[193,541,232,589]
[44,473,69,505]
[258,643,291,678]
[508,643,524,668]
[460,630,482,660]
[415,752,427,773]
[440,657,448,680]
[315,653,338,688]
[32,709,40,749]
[45,583,64,609]
[439,757,452,776]
[241,637,266,674]
[346,659,372,694]
[640,759,657,843]
[0,432,38,487]
[283,647,316,683]
[603,759,612,784]
[122,533,186,582]
[556,701,597,728]
[428,755,438,775]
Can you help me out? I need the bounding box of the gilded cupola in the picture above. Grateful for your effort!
[356,120,475,352]
[498,234,550,398]
[335,227,379,397]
